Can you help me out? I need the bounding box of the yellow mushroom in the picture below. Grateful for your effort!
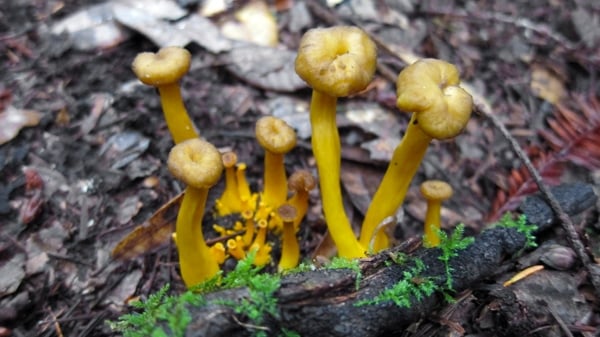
[167,138,223,287]
[359,59,473,252]
[250,242,272,267]
[209,242,227,265]
[236,163,258,213]
[241,209,255,247]
[287,170,316,229]
[255,116,297,209]
[132,46,197,143]
[420,180,453,247]
[277,204,300,271]
[227,237,246,260]
[215,152,243,216]
[295,26,377,258]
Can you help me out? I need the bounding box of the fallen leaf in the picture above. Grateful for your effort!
[224,45,306,92]
[111,193,182,260]
[221,1,279,47]
[0,254,26,297]
[530,66,566,105]
[0,106,42,145]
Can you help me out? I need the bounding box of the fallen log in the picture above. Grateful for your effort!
[183,183,596,337]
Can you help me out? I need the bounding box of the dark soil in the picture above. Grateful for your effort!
[1,0,599,336]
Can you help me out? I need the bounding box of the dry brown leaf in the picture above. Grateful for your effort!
[0,105,42,145]
[111,192,182,260]
[530,66,566,105]
[221,1,278,47]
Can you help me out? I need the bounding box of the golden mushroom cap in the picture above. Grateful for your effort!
[132,46,191,86]
[222,151,238,168]
[277,204,298,223]
[420,180,453,201]
[168,138,224,188]
[288,170,316,192]
[396,59,473,140]
[295,26,377,97]
[255,116,297,154]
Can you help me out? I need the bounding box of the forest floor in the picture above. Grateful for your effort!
[1,0,600,336]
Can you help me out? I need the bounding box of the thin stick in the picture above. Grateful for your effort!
[476,103,600,296]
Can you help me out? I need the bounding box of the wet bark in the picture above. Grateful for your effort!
[184,183,597,337]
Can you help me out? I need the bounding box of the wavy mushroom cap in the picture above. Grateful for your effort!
[255,116,297,154]
[168,138,224,188]
[277,204,297,223]
[420,180,453,201]
[396,59,473,139]
[132,46,191,86]
[288,170,316,192]
[295,26,377,97]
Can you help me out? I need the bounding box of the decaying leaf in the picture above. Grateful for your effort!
[221,0,279,47]
[111,192,182,260]
[530,66,566,105]
[224,45,306,92]
[0,105,42,145]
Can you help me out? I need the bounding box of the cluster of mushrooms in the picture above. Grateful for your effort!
[131,25,473,288]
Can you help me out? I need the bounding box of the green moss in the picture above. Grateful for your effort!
[108,251,291,337]
[437,223,474,291]
[495,213,537,248]
[355,258,437,307]
[325,256,362,290]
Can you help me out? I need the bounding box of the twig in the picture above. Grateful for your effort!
[475,103,600,297]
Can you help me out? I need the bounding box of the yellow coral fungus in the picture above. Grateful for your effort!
[215,152,243,216]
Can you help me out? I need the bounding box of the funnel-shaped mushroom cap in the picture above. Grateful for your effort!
[255,116,297,154]
[420,180,453,201]
[396,59,473,140]
[168,138,223,188]
[295,26,377,97]
[132,46,191,86]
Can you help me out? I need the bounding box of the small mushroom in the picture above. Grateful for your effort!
[420,180,453,247]
[255,116,297,209]
[277,204,300,271]
[295,26,377,258]
[167,138,223,287]
[215,152,243,216]
[132,46,197,143]
[287,170,316,228]
[359,59,472,252]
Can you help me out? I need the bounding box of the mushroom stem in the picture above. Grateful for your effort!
[423,201,443,247]
[278,204,299,271]
[158,84,198,144]
[263,151,287,206]
[176,186,219,287]
[359,114,432,251]
[311,90,365,258]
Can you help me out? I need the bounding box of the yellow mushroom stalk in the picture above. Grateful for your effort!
[227,237,246,260]
[215,152,243,216]
[287,170,316,228]
[277,204,300,271]
[132,46,198,143]
[420,180,453,247]
[295,26,377,258]
[209,242,227,265]
[167,138,224,288]
[359,59,473,252]
[255,116,297,209]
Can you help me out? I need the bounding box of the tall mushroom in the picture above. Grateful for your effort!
[420,180,453,247]
[132,46,197,144]
[168,138,223,287]
[295,26,377,258]
[255,116,297,209]
[359,59,473,252]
